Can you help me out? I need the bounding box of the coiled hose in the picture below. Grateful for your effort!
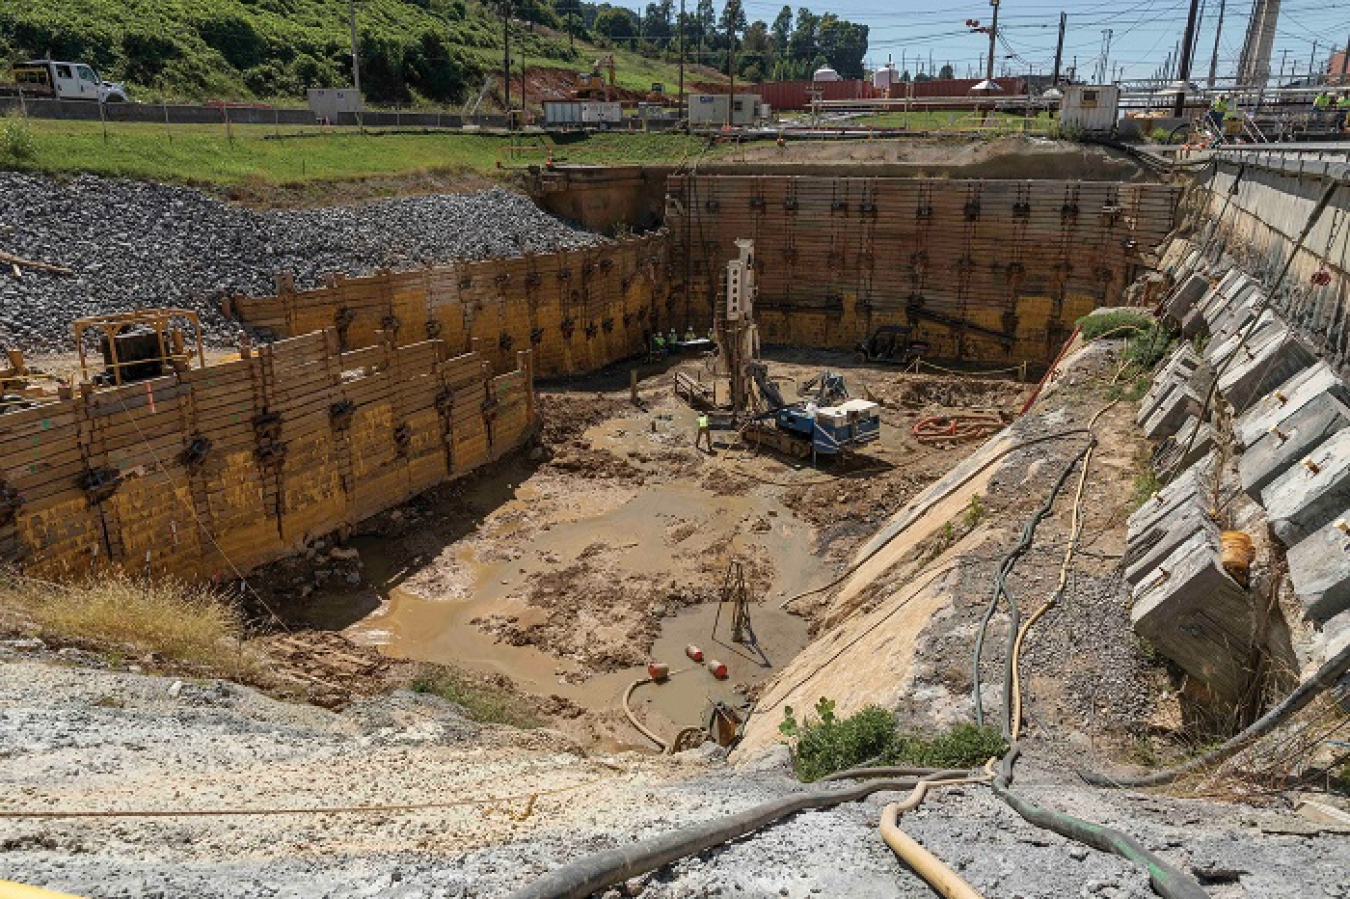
[504,776,934,899]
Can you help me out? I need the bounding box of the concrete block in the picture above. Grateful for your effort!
[1155,415,1214,477]
[1217,330,1317,414]
[1233,362,1350,449]
[1238,396,1350,499]
[1325,609,1350,663]
[1204,308,1281,368]
[1263,428,1350,547]
[1131,530,1258,702]
[1181,269,1246,337]
[1141,381,1202,440]
[1124,505,1219,587]
[1140,343,1202,420]
[1206,282,1262,340]
[1163,272,1212,322]
[1288,513,1350,622]
[1127,459,1210,541]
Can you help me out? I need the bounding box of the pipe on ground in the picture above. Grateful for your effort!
[991,751,1210,899]
[1080,639,1350,788]
[878,776,990,899]
[505,777,927,899]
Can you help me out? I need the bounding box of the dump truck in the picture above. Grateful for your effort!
[0,60,128,103]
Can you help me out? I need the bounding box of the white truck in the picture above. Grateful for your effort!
[1,60,129,103]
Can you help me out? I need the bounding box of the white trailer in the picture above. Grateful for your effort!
[687,93,762,127]
[544,101,583,126]
[580,101,623,124]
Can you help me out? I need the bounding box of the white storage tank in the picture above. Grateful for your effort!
[812,65,840,83]
[872,61,899,91]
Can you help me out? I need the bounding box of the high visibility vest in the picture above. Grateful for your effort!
[698,415,709,429]
[1315,94,1332,110]
[1338,96,1350,109]
[1211,97,1228,113]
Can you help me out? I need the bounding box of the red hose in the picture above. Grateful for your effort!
[913,413,1004,442]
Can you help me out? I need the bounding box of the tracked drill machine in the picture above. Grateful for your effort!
[708,240,881,460]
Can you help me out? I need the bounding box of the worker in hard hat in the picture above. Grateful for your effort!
[1208,93,1229,133]
[695,412,713,453]
[1314,90,1332,125]
[651,331,666,361]
[1336,92,1350,130]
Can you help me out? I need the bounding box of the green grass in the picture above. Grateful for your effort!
[778,697,1007,782]
[3,117,714,184]
[1076,310,1156,341]
[408,665,542,728]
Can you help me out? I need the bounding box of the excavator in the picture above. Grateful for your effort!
[572,55,615,101]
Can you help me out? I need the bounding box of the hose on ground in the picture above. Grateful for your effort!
[991,748,1210,899]
[879,773,991,899]
[818,765,961,782]
[622,674,708,755]
[1080,637,1350,788]
[505,776,938,899]
[972,439,1093,735]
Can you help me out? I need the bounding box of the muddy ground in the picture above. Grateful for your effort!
[250,349,1032,748]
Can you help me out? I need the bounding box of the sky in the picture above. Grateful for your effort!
[728,0,1350,84]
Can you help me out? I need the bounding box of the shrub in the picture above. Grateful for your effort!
[408,665,541,728]
[778,697,1007,781]
[0,111,36,163]
[1075,310,1154,341]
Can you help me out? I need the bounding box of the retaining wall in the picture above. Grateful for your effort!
[668,175,1182,365]
[0,331,533,581]
[228,232,671,380]
[1191,156,1350,374]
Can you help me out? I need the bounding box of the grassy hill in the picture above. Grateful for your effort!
[0,0,718,106]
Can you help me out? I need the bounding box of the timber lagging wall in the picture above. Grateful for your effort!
[0,332,534,580]
[668,176,1183,365]
[229,232,672,379]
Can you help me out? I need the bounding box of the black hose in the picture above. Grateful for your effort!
[505,777,925,899]
[991,748,1210,899]
[972,440,1093,734]
[1081,638,1350,788]
[818,766,968,783]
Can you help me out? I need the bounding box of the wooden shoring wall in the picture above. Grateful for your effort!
[668,175,1183,366]
[229,232,673,379]
[0,332,534,581]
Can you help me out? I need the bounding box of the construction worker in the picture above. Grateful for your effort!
[684,325,696,341]
[668,327,678,345]
[695,412,713,453]
[652,331,666,359]
[1208,93,1229,132]
[1314,90,1332,124]
[1337,92,1350,130]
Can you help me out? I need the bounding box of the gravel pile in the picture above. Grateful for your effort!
[0,173,605,355]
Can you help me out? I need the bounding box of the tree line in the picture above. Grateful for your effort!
[553,0,869,82]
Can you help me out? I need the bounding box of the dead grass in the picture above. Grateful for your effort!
[0,569,253,677]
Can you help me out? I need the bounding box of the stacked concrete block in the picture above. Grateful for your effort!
[1215,328,1317,414]
[1238,395,1350,499]
[1127,459,1210,541]
[1262,428,1350,546]
[1124,502,1219,588]
[1163,271,1213,322]
[1131,529,1259,702]
[1287,513,1350,622]
[1140,381,1203,440]
[1181,269,1248,337]
[1205,281,1263,344]
[1205,308,1281,369]
[1139,343,1202,421]
[1155,416,1214,476]
[1233,361,1350,449]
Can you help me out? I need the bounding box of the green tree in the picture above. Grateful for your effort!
[939,62,954,79]
[788,7,817,64]
[594,7,637,42]
[771,6,792,55]
[740,19,771,79]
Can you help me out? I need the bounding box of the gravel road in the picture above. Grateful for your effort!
[1,648,1346,899]
[0,174,604,355]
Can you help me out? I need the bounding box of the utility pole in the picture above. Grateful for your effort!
[1342,32,1350,85]
[1207,0,1226,88]
[502,0,511,126]
[1278,48,1289,83]
[985,0,1000,83]
[347,0,363,128]
[678,0,685,120]
[726,15,735,130]
[1051,12,1066,86]
[1308,40,1319,86]
[1173,0,1202,115]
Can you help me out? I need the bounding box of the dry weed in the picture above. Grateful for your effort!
[0,569,252,676]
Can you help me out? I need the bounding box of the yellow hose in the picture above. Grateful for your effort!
[0,882,86,899]
[878,774,990,899]
[1010,400,1116,741]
